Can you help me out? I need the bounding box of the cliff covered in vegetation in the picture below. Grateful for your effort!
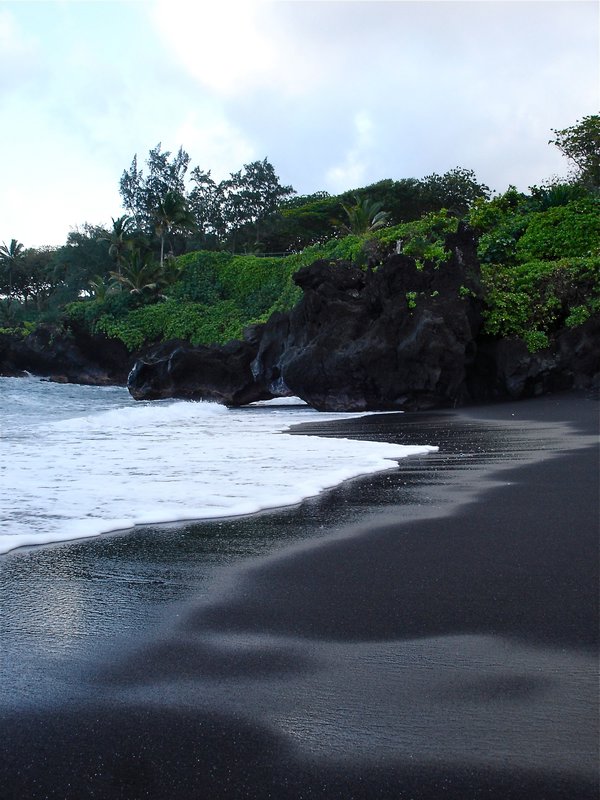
[1,117,599,408]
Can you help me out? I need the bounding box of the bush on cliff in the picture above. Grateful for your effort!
[373,210,460,268]
[466,186,600,350]
[481,256,600,351]
[92,300,245,351]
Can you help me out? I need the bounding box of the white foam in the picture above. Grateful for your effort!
[1,379,437,554]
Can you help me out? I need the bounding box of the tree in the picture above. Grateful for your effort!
[119,144,191,232]
[50,224,112,301]
[418,168,490,216]
[20,247,57,309]
[118,148,296,253]
[236,158,295,245]
[153,191,196,267]
[0,242,59,310]
[261,192,340,252]
[101,215,136,272]
[0,239,25,298]
[188,168,224,247]
[337,196,390,235]
[110,249,167,298]
[550,114,600,190]
[190,159,297,252]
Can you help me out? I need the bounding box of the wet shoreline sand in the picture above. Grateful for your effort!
[1,391,598,798]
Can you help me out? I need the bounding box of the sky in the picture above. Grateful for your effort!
[0,0,598,248]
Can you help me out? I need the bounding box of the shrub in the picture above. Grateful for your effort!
[169,251,228,305]
[93,299,247,350]
[481,256,600,350]
[565,305,591,327]
[374,210,459,268]
[515,198,600,262]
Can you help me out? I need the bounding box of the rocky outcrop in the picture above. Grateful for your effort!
[128,224,487,410]
[127,338,273,404]
[476,314,600,400]
[0,325,130,385]
[252,228,483,410]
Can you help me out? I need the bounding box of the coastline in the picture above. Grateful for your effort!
[1,390,598,798]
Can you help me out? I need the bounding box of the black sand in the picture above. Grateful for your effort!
[1,391,598,799]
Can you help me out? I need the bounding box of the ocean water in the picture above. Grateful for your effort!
[1,376,437,555]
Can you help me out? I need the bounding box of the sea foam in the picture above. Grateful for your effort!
[1,378,437,554]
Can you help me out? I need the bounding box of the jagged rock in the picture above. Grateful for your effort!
[250,224,484,410]
[478,314,600,399]
[0,325,130,385]
[127,338,274,405]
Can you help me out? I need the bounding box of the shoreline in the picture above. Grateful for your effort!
[0,382,427,557]
[1,390,598,798]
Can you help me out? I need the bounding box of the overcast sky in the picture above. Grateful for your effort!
[1,0,598,248]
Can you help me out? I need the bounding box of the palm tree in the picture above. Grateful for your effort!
[100,215,136,274]
[337,196,390,235]
[110,249,166,297]
[154,191,196,267]
[88,274,117,301]
[0,239,25,298]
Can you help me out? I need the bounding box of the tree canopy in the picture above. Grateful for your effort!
[550,114,600,190]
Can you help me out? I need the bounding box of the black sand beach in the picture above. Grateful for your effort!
[1,391,598,799]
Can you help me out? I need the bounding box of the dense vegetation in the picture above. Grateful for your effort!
[1,114,598,354]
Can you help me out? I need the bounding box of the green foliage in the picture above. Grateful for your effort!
[469,191,600,268]
[481,256,600,350]
[468,188,532,266]
[93,300,245,351]
[515,197,600,261]
[258,169,488,254]
[271,193,341,251]
[522,330,550,353]
[405,291,417,309]
[549,114,600,190]
[120,144,191,233]
[154,190,196,265]
[528,181,589,210]
[300,235,366,263]
[0,239,25,299]
[417,168,490,215]
[170,249,302,315]
[477,217,529,267]
[0,320,36,338]
[375,210,459,268]
[170,251,229,305]
[336,196,390,235]
[109,245,183,298]
[51,224,113,298]
[66,291,138,329]
[0,240,59,309]
[468,187,526,231]
[565,305,591,327]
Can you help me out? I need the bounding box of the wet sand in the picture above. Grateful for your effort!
[1,391,598,798]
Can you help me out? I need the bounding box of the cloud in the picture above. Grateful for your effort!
[325,110,375,192]
[152,0,280,95]
[0,8,39,91]
[173,110,256,179]
[153,0,597,195]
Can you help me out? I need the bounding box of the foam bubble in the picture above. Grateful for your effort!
[1,379,437,554]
